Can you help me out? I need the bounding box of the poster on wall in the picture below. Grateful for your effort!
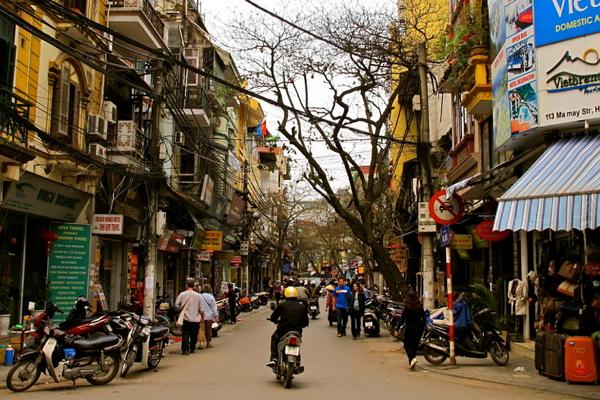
[48,223,91,322]
[488,0,506,60]
[492,47,511,146]
[505,0,533,39]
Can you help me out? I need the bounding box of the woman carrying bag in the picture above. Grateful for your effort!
[401,290,426,370]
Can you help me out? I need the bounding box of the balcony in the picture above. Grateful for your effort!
[181,87,210,128]
[258,146,281,164]
[0,87,36,165]
[108,0,166,50]
[461,52,492,119]
[447,134,479,182]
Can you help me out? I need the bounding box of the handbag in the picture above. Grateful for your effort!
[561,317,582,333]
[558,261,582,282]
[176,300,190,327]
[543,297,562,313]
[557,280,578,297]
[584,262,600,277]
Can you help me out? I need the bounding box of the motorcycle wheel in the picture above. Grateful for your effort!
[424,339,448,365]
[6,360,41,392]
[86,353,119,385]
[156,314,171,329]
[121,346,137,378]
[488,338,510,366]
[147,343,164,369]
[283,361,294,389]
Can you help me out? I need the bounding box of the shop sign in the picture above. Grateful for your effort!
[201,230,223,252]
[92,214,123,235]
[534,0,600,47]
[129,253,139,289]
[200,175,214,207]
[2,172,91,221]
[475,220,511,242]
[48,223,91,323]
[191,226,205,251]
[230,255,242,266]
[157,230,184,253]
[428,190,464,225]
[197,251,211,261]
[227,193,246,225]
[451,234,473,250]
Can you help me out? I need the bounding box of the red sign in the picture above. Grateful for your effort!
[475,220,511,242]
[230,255,242,266]
[428,190,464,225]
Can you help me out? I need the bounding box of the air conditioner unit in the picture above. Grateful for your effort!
[103,101,117,124]
[174,131,185,145]
[87,114,107,140]
[102,31,113,52]
[89,143,107,161]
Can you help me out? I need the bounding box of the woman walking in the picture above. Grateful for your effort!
[349,282,366,340]
[325,285,336,326]
[201,284,218,348]
[401,290,426,370]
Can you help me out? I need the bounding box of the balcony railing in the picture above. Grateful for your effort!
[0,86,32,145]
[109,0,165,38]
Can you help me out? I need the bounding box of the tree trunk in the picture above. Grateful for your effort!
[370,241,409,301]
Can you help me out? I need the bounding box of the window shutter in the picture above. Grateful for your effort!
[52,65,70,136]
[71,86,80,145]
[184,48,199,86]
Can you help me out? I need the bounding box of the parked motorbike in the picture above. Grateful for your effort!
[6,303,123,392]
[308,298,320,319]
[256,292,269,306]
[238,294,253,313]
[362,298,380,337]
[422,302,509,366]
[217,299,230,323]
[250,293,261,309]
[267,319,304,389]
[120,313,168,377]
[155,295,180,336]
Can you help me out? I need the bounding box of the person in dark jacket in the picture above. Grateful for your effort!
[401,290,426,370]
[227,284,237,324]
[349,283,366,339]
[267,286,309,367]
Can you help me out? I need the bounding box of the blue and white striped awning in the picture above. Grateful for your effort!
[494,134,600,231]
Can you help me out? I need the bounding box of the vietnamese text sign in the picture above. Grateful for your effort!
[92,214,123,235]
[48,223,91,322]
[451,234,473,250]
[201,231,223,252]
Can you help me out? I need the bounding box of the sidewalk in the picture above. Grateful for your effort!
[363,334,599,400]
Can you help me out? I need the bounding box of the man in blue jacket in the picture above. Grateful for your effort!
[332,277,351,337]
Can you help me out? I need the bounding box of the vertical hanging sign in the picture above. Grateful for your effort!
[48,223,91,322]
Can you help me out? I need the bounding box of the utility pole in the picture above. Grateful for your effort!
[417,42,435,311]
[143,60,164,319]
[242,159,250,294]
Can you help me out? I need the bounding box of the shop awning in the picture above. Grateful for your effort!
[494,134,600,231]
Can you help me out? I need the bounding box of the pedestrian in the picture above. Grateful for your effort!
[273,280,282,304]
[332,277,351,337]
[201,284,218,348]
[325,284,336,326]
[227,283,237,324]
[175,280,206,355]
[401,290,426,370]
[349,282,366,339]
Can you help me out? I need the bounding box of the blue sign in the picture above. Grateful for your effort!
[439,226,453,248]
[534,0,600,46]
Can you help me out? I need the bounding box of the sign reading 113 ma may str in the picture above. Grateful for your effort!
[48,223,91,322]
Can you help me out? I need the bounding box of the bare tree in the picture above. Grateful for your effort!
[226,2,446,299]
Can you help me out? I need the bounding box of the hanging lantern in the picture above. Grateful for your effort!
[41,230,59,255]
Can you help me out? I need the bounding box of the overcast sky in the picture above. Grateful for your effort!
[201,0,395,193]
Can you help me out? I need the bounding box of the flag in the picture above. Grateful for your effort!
[255,118,270,138]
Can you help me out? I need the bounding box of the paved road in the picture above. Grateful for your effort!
[0,300,585,399]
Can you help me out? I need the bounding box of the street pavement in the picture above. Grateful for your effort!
[0,299,598,399]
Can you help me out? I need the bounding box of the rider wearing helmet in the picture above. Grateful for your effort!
[267,286,309,367]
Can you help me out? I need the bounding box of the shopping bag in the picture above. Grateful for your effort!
[557,281,578,297]
[175,300,189,327]
[558,262,581,282]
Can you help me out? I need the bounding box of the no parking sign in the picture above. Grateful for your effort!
[428,190,464,225]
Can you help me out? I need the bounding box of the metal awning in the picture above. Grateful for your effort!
[494,134,600,231]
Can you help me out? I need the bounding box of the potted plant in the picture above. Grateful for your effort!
[0,278,15,336]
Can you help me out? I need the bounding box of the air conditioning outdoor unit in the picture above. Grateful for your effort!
[174,131,185,145]
[103,101,117,124]
[89,143,107,161]
[87,114,107,140]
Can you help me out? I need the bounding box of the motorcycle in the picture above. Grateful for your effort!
[267,319,304,389]
[308,298,320,319]
[155,295,180,336]
[120,313,169,377]
[256,292,269,306]
[422,302,509,366]
[6,303,123,392]
[362,298,380,337]
[250,293,261,309]
[217,299,230,323]
[238,294,253,312]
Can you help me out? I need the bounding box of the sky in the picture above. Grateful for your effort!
[200,0,396,193]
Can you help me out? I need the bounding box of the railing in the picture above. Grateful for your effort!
[0,86,32,145]
[109,0,165,37]
[184,86,209,111]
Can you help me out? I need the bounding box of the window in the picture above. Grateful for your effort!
[184,48,199,86]
[51,64,81,145]
[0,15,15,90]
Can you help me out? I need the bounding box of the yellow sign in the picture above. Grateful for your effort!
[201,231,223,252]
[451,234,473,250]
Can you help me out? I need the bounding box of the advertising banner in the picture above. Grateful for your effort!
[534,0,600,47]
[201,231,223,252]
[48,223,91,322]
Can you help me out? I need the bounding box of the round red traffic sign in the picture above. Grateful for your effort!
[428,190,464,225]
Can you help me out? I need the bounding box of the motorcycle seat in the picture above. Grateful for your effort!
[73,334,120,351]
[150,325,169,339]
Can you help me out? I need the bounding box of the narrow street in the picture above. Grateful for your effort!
[0,301,588,399]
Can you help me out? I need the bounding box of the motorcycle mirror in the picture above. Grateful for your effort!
[270,302,276,310]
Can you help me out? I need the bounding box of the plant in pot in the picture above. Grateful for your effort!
[0,278,15,336]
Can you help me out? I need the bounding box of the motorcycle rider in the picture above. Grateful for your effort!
[266,286,309,368]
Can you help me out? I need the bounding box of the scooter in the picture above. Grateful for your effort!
[256,292,269,306]
[120,313,168,377]
[308,298,320,319]
[422,302,509,366]
[362,298,380,337]
[269,328,304,389]
[6,303,123,392]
